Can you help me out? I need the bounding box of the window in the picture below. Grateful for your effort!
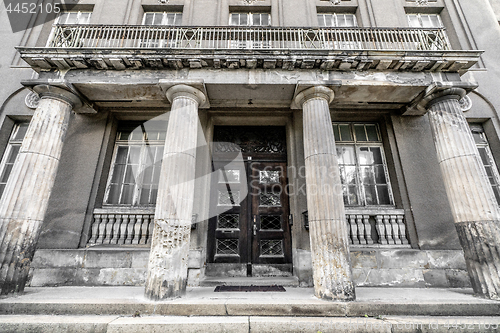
[318,13,359,49]
[103,123,166,206]
[317,13,357,27]
[333,123,394,206]
[142,12,182,26]
[470,124,500,204]
[230,12,270,26]
[229,12,271,48]
[407,14,442,28]
[141,12,182,48]
[0,123,29,198]
[57,11,92,25]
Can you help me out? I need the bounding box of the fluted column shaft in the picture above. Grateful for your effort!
[427,89,500,299]
[0,87,79,294]
[296,86,355,301]
[145,85,205,300]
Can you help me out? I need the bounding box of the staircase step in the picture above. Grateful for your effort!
[1,315,499,333]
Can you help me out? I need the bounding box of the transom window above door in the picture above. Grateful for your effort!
[333,123,394,207]
[103,122,166,206]
[142,12,182,25]
[317,13,357,27]
[230,12,271,26]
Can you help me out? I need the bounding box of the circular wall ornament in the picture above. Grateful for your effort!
[416,0,429,5]
[459,95,472,112]
[25,91,40,109]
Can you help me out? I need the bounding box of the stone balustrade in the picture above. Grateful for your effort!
[88,209,155,246]
[346,209,409,246]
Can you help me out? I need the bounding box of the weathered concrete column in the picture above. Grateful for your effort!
[426,88,500,299]
[295,86,355,301]
[145,84,206,300]
[0,85,81,295]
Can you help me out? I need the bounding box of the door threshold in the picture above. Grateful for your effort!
[200,276,299,287]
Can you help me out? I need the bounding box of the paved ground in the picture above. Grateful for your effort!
[0,286,499,332]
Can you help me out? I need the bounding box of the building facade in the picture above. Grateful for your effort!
[0,0,499,300]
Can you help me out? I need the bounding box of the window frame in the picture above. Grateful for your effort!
[406,13,443,28]
[229,12,271,26]
[333,122,395,208]
[141,12,183,26]
[317,13,357,27]
[0,122,29,199]
[103,125,166,207]
[470,123,500,205]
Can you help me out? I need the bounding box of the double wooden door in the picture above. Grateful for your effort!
[207,160,292,276]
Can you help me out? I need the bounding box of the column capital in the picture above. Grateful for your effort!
[32,85,82,109]
[294,85,335,109]
[404,81,477,116]
[166,84,207,107]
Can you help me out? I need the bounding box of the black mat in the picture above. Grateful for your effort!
[214,285,286,292]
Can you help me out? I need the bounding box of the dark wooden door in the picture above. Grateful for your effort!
[207,160,292,276]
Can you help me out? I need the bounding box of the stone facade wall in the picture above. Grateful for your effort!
[28,249,470,288]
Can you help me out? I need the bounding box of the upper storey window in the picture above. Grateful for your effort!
[318,13,357,27]
[0,123,29,199]
[230,13,271,26]
[407,14,443,28]
[57,11,92,24]
[142,12,182,26]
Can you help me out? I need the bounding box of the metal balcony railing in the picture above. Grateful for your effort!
[48,25,451,51]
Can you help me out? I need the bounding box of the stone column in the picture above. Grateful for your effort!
[295,86,355,301]
[0,85,81,295]
[426,88,500,300]
[145,85,206,300]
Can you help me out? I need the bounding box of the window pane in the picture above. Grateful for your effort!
[120,184,135,204]
[337,146,355,164]
[13,123,29,141]
[363,185,377,205]
[261,14,269,26]
[139,188,151,205]
[478,147,489,166]
[333,124,340,141]
[253,14,261,26]
[66,13,78,24]
[7,146,20,163]
[360,166,375,185]
[345,185,359,205]
[365,125,379,141]
[377,185,391,205]
[144,13,154,25]
[339,124,352,141]
[107,185,120,204]
[0,164,13,183]
[374,165,387,184]
[115,146,129,164]
[174,14,182,25]
[240,14,248,25]
[230,14,239,25]
[344,14,356,27]
[354,125,367,141]
[110,164,125,183]
[407,14,420,28]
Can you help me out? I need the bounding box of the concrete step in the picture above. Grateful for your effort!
[1,315,500,333]
[1,286,500,318]
[200,276,300,287]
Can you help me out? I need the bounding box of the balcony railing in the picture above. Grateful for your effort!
[49,25,451,51]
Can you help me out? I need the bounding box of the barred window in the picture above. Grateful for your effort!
[333,123,394,206]
[103,122,166,206]
[0,123,29,198]
[470,124,500,204]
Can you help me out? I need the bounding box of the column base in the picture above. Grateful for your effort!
[145,277,188,300]
[455,220,500,300]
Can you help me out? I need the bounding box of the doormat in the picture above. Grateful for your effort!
[214,285,286,292]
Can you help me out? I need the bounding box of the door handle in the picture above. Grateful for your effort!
[253,215,257,236]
